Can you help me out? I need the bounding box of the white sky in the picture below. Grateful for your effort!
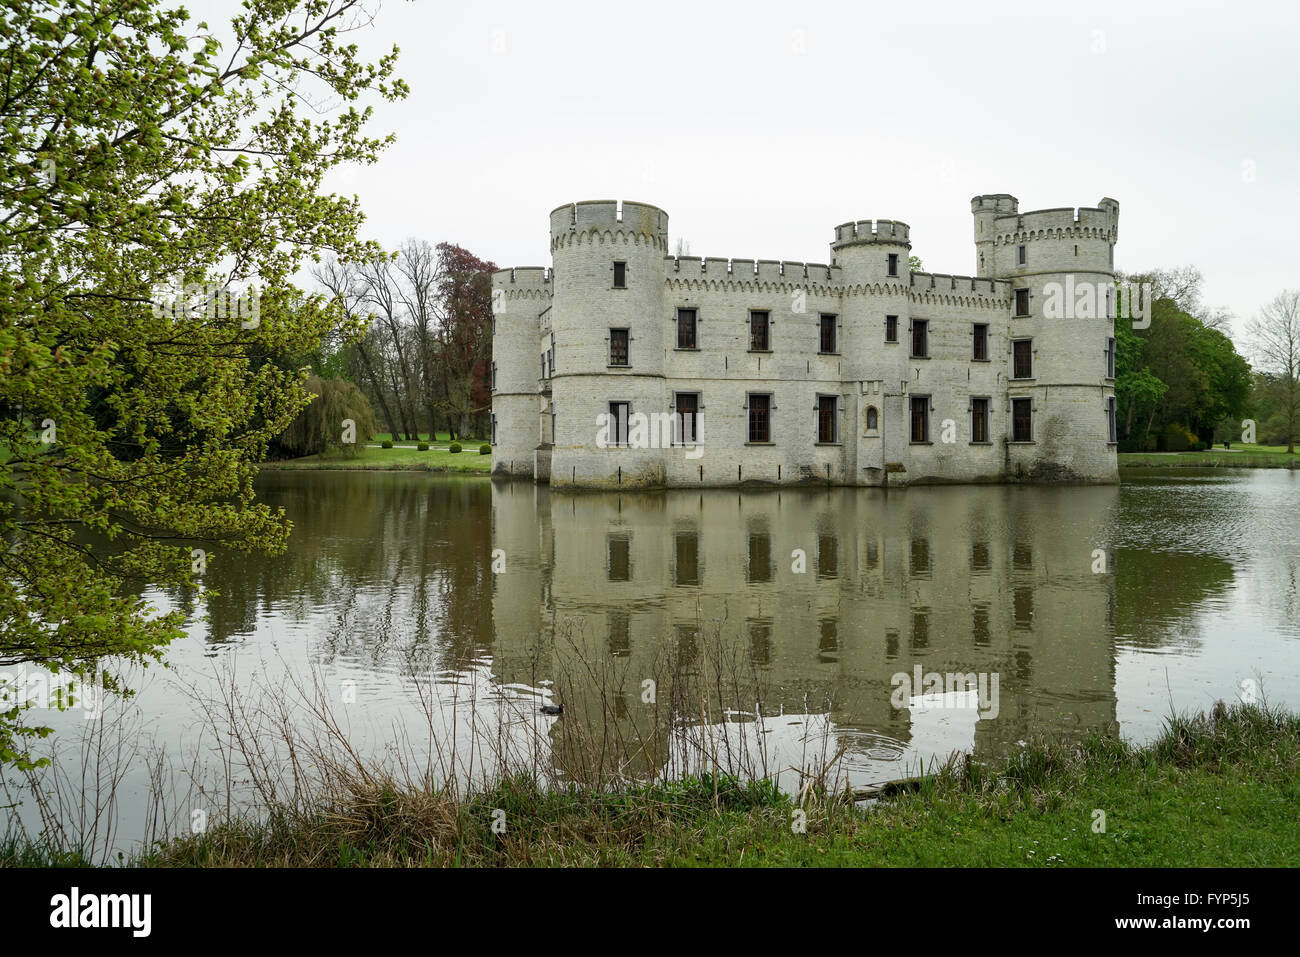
[196,0,1299,345]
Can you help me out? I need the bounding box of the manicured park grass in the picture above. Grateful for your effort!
[1118,443,1298,469]
[260,438,492,473]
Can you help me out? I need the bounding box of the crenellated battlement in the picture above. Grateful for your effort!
[909,271,1008,298]
[549,200,668,244]
[832,219,911,246]
[667,255,840,287]
[971,194,1019,215]
[493,266,552,286]
[991,199,1120,242]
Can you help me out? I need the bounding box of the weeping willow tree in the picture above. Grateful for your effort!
[277,376,378,458]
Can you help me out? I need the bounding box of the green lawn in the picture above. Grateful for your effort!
[261,442,492,473]
[1119,443,1298,469]
[15,702,1289,868]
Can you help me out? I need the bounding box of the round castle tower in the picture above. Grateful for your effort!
[971,194,1120,482]
[547,200,670,489]
[490,265,551,478]
[830,218,913,386]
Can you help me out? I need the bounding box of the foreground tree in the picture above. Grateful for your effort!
[0,0,404,766]
[1246,290,1300,454]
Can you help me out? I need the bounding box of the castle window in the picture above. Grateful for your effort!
[609,328,629,366]
[607,401,630,446]
[612,261,627,288]
[675,532,700,586]
[608,610,630,656]
[747,393,772,443]
[1017,244,1027,266]
[1105,337,1116,379]
[885,315,899,342]
[1014,288,1030,317]
[749,620,772,665]
[817,394,838,443]
[676,308,697,349]
[818,536,839,579]
[749,311,771,352]
[607,533,631,581]
[747,533,773,583]
[911,319,929,359]
[675,392,700,445]
[910,395,930,443]
[911,538,931,576]
[819,314,838,354]
[865,406,879,433]
[970,397,990,443]
[973,603,991,646]
[491,414,496,446]
[1107,396,1118,443]
[887,253,899,277]
[491,362,497,390]
[1012,397,1033,442]
[1013,339,1033,379]
[973,323,989,361]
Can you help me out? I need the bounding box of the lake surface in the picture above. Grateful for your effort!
[4,468,1300,855]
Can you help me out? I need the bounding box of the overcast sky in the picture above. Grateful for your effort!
[201,0,1299,344]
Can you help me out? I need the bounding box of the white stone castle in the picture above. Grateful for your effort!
[490,194,1121,488]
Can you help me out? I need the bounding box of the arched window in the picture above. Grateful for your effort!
[865,406,878,433]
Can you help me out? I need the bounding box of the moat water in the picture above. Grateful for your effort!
[4,468,1299,856]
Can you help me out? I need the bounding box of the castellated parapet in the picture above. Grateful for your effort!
[491,195,1120,488]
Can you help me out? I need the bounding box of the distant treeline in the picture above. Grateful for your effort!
[274,240,496,456]
[1116,267,1297,452]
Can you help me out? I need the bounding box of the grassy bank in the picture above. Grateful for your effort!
[260,442,492,473]
[12,702,1296,867]
[1119,443,1298,469]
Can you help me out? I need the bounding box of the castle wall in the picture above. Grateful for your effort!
[490,267,551,478]
[491,196,1120,489]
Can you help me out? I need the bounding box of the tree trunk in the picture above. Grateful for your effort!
[355,341,400,440]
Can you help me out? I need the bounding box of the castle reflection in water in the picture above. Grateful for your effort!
[490,481,1121,773]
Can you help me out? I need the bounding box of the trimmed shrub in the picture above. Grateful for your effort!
[381,440,393,449]
[1160,422,1196,452]
[479,444,491,455]
[449,442,462,453]
[417,442,429,451]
